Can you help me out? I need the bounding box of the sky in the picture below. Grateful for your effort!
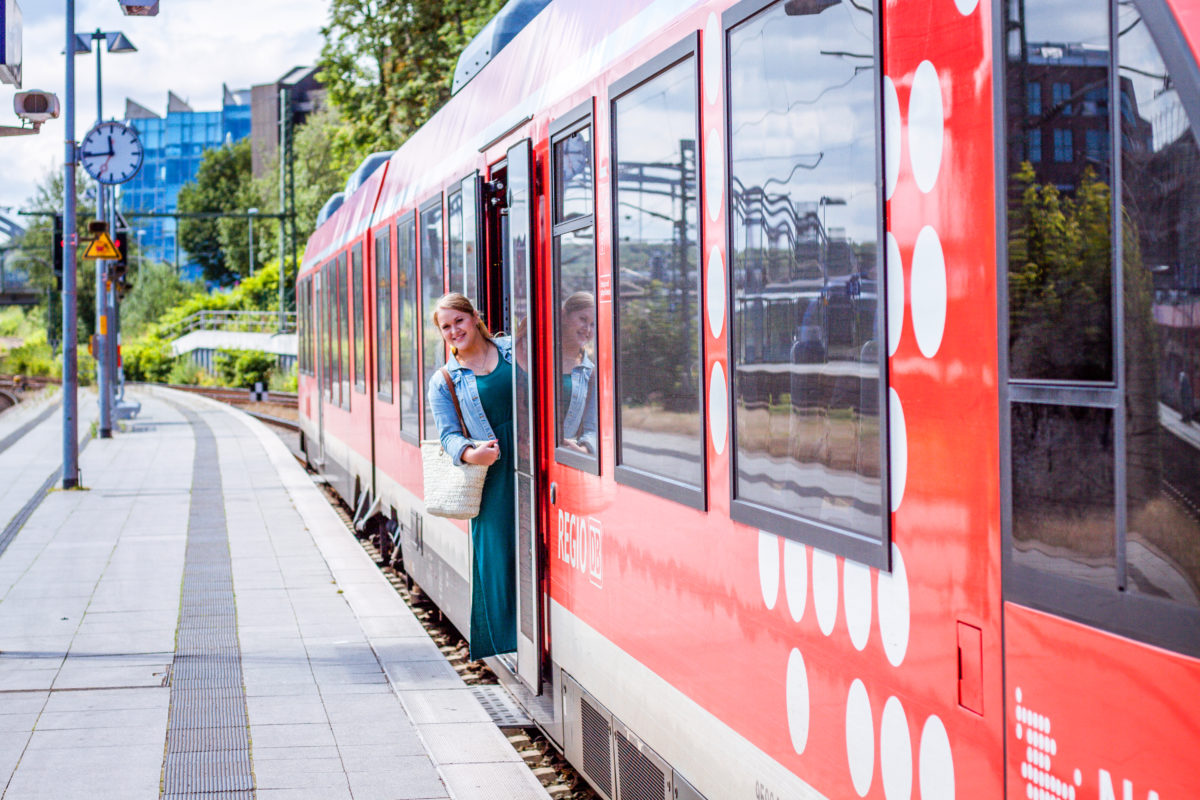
[0,0,329,221]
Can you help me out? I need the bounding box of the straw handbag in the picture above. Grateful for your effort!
[422,368,489,519]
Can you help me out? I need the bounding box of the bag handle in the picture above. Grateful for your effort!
[440,367,469,437]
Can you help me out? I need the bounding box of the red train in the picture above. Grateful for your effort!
[295,0,1200,797]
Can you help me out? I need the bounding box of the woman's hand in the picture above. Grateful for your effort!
[463,439,501,466]
[562,438,589,454]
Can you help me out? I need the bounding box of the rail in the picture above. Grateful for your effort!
[162,310,296,339]
[155,383,300,432]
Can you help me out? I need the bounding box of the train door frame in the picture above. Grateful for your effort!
[484,139,548,693]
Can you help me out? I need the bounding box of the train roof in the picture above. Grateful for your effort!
[302,0,700,271]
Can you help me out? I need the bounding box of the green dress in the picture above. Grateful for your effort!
[468,356,517,660]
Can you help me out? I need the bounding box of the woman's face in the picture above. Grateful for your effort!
[562,306,596,354]
[436,307,479,352]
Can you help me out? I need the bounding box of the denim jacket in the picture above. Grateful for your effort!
[428,335,513,465]
[561,353,598,455]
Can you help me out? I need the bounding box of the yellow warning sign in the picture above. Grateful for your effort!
[82,232,120,260]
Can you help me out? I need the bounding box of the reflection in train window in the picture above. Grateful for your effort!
[1005,3,1112,382]
[376,228,393,402]
[612,45,704,507]
[421,198,446,440]
[1119,8,1200,612]
[726,0,886,563]
[555,127,593,223]
[353,244,366,393]
[397,215,420,438]
[551,112,600,473]
[1004,0,1200,653]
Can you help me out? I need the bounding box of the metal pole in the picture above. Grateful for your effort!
[108,185,120,408]
[277,86,287,331]
[247,212,254,276]
[94,40,112,439]
[62,0,80,489]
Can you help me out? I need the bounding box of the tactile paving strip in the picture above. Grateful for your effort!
[161,406,254,798]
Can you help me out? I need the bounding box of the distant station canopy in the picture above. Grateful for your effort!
[451,0,552,95]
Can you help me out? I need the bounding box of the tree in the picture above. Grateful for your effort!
[177,139,269,285]
[318,0,504,158]
[10,168,99,346]
[119,260,203,337]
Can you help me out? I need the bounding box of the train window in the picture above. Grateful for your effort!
[352,243,366,394]
[376,227,393,402]
[461,175,480,305]
[1003,0,1200,656]
[448,190,464,298]
[420,196,446,440]
[324,262,333,400]
[447,174,483,306]
[397,213,420,440]
[555,126,594,223]
[610,36,705,509]
[725,0,889,567]
[324,263,334,401]
[338,252,350,408]
[550,103,600,474]
[1006,3,1113,383]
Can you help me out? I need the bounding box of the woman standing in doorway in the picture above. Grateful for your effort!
[427,292,516,660]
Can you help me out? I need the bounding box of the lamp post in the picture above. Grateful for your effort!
[74,28,136,440]
[247,208,258,277]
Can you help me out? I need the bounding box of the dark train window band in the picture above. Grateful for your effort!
[999,0,1200,658]
[353,243,366,394]
[337,252,350,410]
[420,195,446,441]
[397,212,420,444]
[376,227,394,403]
[724,0,890,569]
[611,35,707,509]
[550,100,601,475]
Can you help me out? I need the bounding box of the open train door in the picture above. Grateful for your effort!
[504,138,545,693]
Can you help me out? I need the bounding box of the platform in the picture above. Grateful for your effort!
[0,387,550,800]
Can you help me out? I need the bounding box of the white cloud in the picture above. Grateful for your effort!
[0,0,328,214]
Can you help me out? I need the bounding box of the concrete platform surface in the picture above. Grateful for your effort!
[0,387,549,800]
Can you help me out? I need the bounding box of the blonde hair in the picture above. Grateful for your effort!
[562,291,594,317]
[432,293,492,353]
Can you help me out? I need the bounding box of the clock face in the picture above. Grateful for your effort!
[80,121,144,185]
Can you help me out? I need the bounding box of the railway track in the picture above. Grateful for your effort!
[151,383,300,432]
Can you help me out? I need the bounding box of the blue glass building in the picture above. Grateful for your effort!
[122,87,251,280]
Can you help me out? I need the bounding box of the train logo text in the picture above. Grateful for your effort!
[557,509,602,588]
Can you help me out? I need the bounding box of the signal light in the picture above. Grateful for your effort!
[52,214,64,288]
[111,231,128,278]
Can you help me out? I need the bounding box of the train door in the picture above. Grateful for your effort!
[492,139,545,692]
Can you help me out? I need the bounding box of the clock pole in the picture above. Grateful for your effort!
[61,0,80,488]
[94,34,113,439]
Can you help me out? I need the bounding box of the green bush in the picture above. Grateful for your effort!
[167,358,205,386]
[269,363,298,393]
[214,348,275,389]
[122,339,176,383]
